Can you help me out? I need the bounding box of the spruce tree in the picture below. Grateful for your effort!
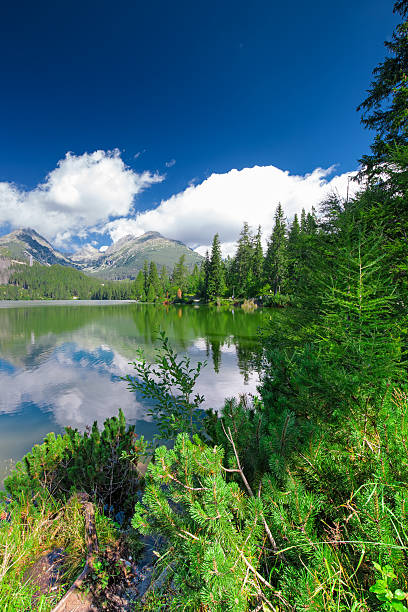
[160,265,170,297]
[207,234,225,300]
[200,251,211,300]
[188,264,200,294]
[287,214,301,291]
[300,208,307,232]
[357,1,408,176]
[172,255,188,293]
[305,206,318,235]
[146,284,156,302]
[143,260,149,294]
[231,222,254,297]
[252,225,264,295]
[264,204,288,294]
[148,261,162,299]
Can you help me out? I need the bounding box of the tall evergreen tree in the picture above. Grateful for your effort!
[305,206,318,235]
[189,264,200,294]
[134,270,145,300]
[231,222,254,297]
[148,261,162,298]
[252,225,264,295]
[160,265,170,297]
[300,208,307,233]
[172,255,188,293]
[264,204,288,294]
[207,234,225,300]
[357,1,408,176]
[287,214,301,290]
[143,260,149,294]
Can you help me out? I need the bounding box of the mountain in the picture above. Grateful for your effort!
[70,244,102,265]
[0,228,73,266]
[81,231,203,280]
[0,228,204,281]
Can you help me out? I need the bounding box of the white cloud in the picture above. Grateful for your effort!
[0,150,163,248]
[99,245,109,252]
[0,154,360,256]
[102,164,359,252]
[165,158,176,168]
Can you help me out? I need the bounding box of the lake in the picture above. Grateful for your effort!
[0,301,268,484]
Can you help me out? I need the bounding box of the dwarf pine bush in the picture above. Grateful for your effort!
[132,434,284,611]
[4,410,147,516]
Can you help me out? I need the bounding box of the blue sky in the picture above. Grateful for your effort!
[0,0,398,253]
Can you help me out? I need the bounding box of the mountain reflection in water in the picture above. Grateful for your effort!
[0,302,265,483]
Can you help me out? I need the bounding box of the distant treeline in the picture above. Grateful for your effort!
[133,206,319,304]
[0,264,133,300]
[0,206,317,303]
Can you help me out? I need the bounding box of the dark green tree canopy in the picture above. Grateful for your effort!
[357,1,408,174]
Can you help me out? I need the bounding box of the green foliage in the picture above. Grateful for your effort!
[230,222,255,298]
[0,493,118,611]
[207,233,226,300]
[370,563,408,611]
[4,410,147,515]
[125,330,206,439]
[357,1,408,176]
[265,203,288,295]
[262,292,292,307]
[172,254,189,294]
[132,434,272,611]
[134,269,146,300]
[0,262,135,300]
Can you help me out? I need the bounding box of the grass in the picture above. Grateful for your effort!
[0,492,119,611]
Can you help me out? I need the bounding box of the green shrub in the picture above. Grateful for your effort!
[4,410,147,516]
[132,434,282,611]
[125,330,206,440]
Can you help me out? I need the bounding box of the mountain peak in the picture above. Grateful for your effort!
[140,231,162,239]
[0,227,73,266]
[83,230,203,280]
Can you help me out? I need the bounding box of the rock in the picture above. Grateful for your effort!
[24,548,66,603]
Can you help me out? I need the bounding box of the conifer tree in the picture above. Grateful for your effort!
[160,265,170,297]
[231,222,254,297]
[305,206,318,235]
[252,225,264,295]
[300,208,307,232]
[143,260,149,294]
[148,261,162,299]
[287,214,301,290]
[146,284,156,302]
[264,204,288,294]
[207,234,225,300]
[172,255,188,293]
[357,1,408,176]
[188,264,200,294]
[200,251,211,300]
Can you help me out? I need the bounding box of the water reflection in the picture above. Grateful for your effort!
[0,302,266,479]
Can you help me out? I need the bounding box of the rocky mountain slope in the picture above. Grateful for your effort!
[70,244,102,266]
[0,228,73,266]
[0,228,203,280]
[80,231,203,280]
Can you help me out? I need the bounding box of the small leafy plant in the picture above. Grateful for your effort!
[370,563,408,611]
[124,330,206,440]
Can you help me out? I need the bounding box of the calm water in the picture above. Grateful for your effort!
[0,301,268,483]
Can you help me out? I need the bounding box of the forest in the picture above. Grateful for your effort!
[0,1,407,610]
[0,205,319,305]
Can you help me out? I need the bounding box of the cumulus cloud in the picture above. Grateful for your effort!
[0,149,163,248]
[0,153,360,256]
[102,164,359,254]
